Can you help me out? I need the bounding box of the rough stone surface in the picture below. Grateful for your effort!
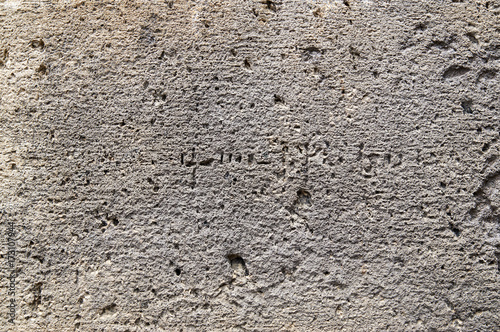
[1,0,499,331]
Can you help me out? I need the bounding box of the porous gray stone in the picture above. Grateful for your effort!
[0,0,499,331]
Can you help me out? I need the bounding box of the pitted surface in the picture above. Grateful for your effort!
[0,0,499,331]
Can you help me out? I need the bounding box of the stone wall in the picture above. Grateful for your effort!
[0,0,499,330]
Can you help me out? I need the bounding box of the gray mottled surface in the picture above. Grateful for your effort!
[1,0,499,331]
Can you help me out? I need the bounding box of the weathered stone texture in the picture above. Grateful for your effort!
[0,0,499,330]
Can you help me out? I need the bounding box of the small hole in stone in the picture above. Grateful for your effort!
[227,254,249,276]
[415,22,427,31]
[266,0,277,11]
[296,189,312,205]
[36,64,47,74]
[175,268,181,276]
[449,222,460,236]
[30,39,45,49]
[461,100,473,114]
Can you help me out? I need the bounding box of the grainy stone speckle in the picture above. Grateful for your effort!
[1,0,499,331]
